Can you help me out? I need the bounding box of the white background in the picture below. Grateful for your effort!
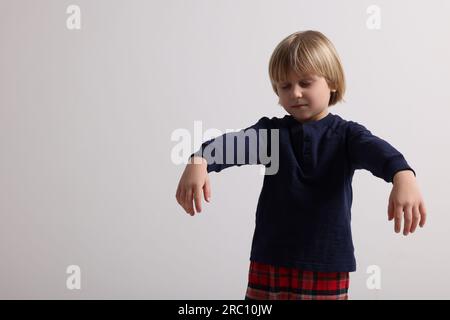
[0,0,449,299]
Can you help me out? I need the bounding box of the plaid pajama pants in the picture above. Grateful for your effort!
[245,261,350,300]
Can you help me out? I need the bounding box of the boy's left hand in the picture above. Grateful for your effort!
[388,170,427,236]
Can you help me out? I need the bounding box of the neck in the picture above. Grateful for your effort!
[294,109,329,124]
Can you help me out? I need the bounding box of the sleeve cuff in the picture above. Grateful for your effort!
[383,155,416,183]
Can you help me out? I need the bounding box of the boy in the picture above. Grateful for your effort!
[175,30,427,300]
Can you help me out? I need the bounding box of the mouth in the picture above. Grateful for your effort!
[291,104,308,108]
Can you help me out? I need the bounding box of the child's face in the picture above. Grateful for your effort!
[276,69,334,123]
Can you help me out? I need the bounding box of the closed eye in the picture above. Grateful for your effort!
[281,82,311,89]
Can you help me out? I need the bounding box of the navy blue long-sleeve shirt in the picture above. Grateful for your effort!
[191,112,415,272]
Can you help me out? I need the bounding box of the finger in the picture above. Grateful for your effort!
[176,184,181,203]
[394,205,403,233]
[388,200,394,221]
[403,205,412,236]
[179,188,189,213]
[410,205,420,233]
[203,175,211,202]
[419,201,427,227]
[185,188,194,215]
[194,186,202,213]
[181,190,191,214]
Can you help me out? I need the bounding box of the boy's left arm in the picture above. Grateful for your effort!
[390,170,427,236]
[346,122,427,235]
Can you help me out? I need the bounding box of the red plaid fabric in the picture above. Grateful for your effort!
[245,261,350,300]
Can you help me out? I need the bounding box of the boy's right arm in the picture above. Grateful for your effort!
[175,156,211,216]
[176,117,273,215]
[191,116,273,173]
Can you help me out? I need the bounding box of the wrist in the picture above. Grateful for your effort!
[393,170,415,184]
[189,155,207,166]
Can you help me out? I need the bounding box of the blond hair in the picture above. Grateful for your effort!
[268,30,346,106]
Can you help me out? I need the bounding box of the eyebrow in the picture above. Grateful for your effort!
[280,78,314,85]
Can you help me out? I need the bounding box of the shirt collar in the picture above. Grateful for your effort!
[286,112,335,129]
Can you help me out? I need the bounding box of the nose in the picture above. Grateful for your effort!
[290,84,303,99]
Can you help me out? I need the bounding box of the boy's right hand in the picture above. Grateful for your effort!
[175,156,211,216]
